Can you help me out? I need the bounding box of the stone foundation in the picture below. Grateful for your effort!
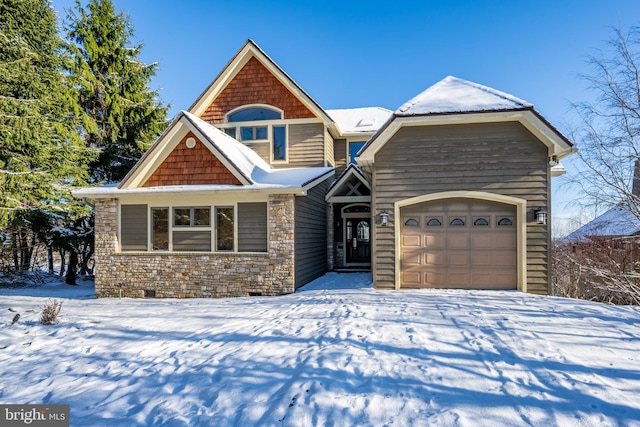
[94,195,295,298]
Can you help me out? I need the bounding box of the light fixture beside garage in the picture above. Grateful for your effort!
[534,208,547,225]
[379,211,389,226]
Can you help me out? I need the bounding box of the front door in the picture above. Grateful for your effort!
[346,218,371,264]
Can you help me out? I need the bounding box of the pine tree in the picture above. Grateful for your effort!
[65,0,169,183]
[0,0,94,270]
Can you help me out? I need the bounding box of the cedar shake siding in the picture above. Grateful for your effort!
[370,121,550,294]
[294,178,332,288]
[285,123,326,168]
[201,57,315,124]
[143,133,242,187]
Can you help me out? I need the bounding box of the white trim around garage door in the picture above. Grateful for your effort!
[393,191,528,292]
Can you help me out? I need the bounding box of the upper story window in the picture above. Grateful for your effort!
[221,105,288,163]
[349,141,366,164]
[227,106,282,122]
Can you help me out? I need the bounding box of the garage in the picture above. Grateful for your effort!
[400,198,517,289]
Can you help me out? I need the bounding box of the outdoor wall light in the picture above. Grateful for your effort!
[534,208,547,225]
[548,155,558,167]
[379,211,389,227]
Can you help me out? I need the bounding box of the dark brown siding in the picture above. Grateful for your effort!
[372,122,550,294]
[238,202,268,252]
[143,132,242,187]
[294,177,332,288]
[201,57,316,124]
[121,204,148,251]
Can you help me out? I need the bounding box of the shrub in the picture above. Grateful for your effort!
[40,299,63,325]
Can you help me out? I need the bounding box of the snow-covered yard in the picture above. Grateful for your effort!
[1,273,639,426]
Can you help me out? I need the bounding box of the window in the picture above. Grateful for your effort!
[173,207,210,227]
[404,219,419,226]
[227,107,282,122]
[273,125,286,161]
[498,217,513,226]
[450,218,465,226]
[349,141,366,164]
[473,218,489,226]
[224,128,236,139]
[216,207,234,251]
[427,218,442,226]
[152,208,169,251]
[241,126,268,141]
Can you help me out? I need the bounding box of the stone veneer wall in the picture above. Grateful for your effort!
[94,195,295,298]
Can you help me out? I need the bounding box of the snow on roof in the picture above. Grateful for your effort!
[564,205,640,243]
[396,76,533,116]
[326,107,393,134]
[182,111,270,183]
[73,111,334,198]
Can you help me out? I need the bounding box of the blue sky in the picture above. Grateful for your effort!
[52,0,640,230]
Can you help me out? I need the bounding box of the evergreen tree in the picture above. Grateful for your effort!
[65,0,169,183]
[0,0,94,270]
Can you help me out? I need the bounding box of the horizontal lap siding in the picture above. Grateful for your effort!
[238,202,268,252]
[173,231,212,252]
[294,178,331,288]
[372,122,550,293]
[333,138,347,173]
[285,123,326,168]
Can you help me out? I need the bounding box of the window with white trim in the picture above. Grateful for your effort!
[220,105,288,163]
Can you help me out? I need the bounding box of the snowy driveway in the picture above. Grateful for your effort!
[1,273,639,426]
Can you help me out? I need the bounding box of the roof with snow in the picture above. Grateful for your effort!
[564,205,640,243]
[326,107,392,134]
[396,76,533,116]
[73,111,334,198]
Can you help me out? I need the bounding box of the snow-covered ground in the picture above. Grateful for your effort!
[1,273,639,426]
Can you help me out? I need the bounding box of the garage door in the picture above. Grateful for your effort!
[400,198,517,289]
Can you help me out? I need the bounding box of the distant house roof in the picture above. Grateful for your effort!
[564,205,640,243]
[396,76,532,116]
[73,111,334,198]
[326,107,393,135]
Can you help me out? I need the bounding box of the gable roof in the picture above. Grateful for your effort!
[358,76,575,165]
[564,205,640,243]
[325,164,371,202]
[73,111,334,198]
[396,76,532,116]
[326,107,393,135]
[188,39,335,128]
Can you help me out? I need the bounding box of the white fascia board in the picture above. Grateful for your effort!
[119,119,188,189]
[358,111,574,164]
[72,184,307,199]
[189,43,333,127]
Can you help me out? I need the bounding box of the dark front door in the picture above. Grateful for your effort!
[346,218,371,264]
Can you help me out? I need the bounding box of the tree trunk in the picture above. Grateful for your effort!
[65,250,78,285]
[58,248,66,276]
[48,246,54,274]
